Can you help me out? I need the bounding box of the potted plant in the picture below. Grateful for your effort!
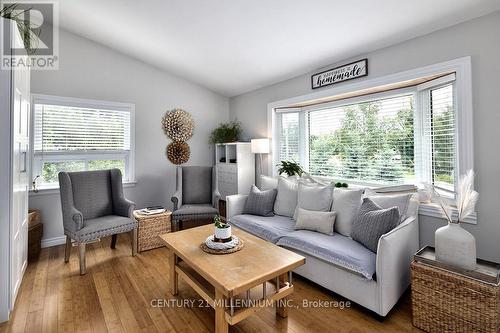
[214,215,231,240]
[209,120,242,144]
[426,170,479,270]
[277,160,304,177]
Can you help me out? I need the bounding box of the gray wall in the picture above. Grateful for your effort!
[29,28,229,245]
[229,11,500,262]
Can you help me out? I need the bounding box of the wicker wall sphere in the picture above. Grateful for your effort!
[162,109,194,142]
[167,141,190,165]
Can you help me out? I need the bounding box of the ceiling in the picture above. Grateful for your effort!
[57,0,500,97]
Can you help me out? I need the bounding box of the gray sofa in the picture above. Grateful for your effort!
[226,193,419,317]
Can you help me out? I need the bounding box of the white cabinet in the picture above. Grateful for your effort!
[215,143,255,199]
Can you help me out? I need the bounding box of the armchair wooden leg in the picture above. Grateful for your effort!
[131,228,137,256]
[78,242,86,275]
[110,234,117,249]
[64,235,71,263]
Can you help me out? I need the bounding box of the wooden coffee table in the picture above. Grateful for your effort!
[160,224,305,333]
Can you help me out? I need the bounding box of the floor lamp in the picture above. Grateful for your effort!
[251,138,270,187]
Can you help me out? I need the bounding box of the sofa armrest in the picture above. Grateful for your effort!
[375,216,419,316]
[171,190,182,211]
[226,194,248,220]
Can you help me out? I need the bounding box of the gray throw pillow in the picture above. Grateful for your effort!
[273,177,298,217]
[243,185,277,217]
[295,208,336,235]
[351,198,400,253]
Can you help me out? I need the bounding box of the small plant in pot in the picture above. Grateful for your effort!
[214,215,231,241]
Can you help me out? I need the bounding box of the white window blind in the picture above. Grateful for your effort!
[429,84,455,192]
[277,112,300,163]
[308,94,414,184]
[34,104,130,152]
[32,96,134,186]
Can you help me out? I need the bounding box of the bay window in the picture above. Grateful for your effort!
[32,95,135,188]
[275,75,458,195]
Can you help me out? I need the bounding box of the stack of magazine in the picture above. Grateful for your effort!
[139,206,166,215]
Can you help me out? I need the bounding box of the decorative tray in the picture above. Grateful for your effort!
[200,235,244,254]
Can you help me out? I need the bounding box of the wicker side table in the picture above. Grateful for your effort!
[412,247,500,333]
[133,210,172,252]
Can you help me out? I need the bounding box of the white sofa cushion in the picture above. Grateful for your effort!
[229,214,295,243]
[364,188,413,221]
[273,177,298,217]
[295,208,336,235]
[293,181,334,219]
[332,188,364,237]
[259,175,278,190]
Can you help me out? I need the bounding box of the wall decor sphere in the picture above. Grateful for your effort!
[162,108,194,142]
[167,141,190,165]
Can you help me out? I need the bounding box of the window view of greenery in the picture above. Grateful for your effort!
[430,85,455,190]
[278,84,455,187]
[309,95,415,184]
[42,159,125,184]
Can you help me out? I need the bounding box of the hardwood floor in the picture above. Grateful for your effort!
[0,233,422,333]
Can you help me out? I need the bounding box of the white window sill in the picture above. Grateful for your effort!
[29,181,137,197]
[418,202,477,225]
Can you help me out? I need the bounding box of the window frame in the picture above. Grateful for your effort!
[268,57,475,223]
[30,94,136,191]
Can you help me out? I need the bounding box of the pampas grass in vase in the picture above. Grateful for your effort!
[430,170,478,270]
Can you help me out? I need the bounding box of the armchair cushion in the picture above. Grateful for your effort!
[70,170,114,220]
[172,204,218,221]
[74,215,137,242]
[182,166,212,204]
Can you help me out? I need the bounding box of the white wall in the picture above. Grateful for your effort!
[29,28,229,246]
[229,11,500,262]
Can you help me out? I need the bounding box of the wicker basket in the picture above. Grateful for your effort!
[133,210,172,252]
[28,222,43,262]
[411,261,500,333]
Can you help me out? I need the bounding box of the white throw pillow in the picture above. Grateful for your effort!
[332,188,364,237]
[273,177,298,217]
[295,208,337,235]
[259,175,278,190]
[293,182,334,220]
[363,188,414,221]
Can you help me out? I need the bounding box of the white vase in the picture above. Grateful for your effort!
[214,225,231,240]
[435,222,477,270]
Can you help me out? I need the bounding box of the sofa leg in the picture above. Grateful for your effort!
[110,234,117,249]
[78,242,86,275]
[131,229,137,256]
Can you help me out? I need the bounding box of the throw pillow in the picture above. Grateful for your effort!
[295,208,337,235]
[259,175,278,190]
[332,188,364,237]
[273,177,299,217]
[293,182,334,220]
[243,185,277,217]
[363,189,413,222]
[351,198,400,253]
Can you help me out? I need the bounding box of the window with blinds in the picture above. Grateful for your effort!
[308,94,414,184]
[32,96,134,186]
[277,112,300,163]
[275,77,457,192]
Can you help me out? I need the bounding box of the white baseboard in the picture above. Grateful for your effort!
[41,236,66,248]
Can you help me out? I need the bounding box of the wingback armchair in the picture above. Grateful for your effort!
[171,166,220,231]
[58,169,138,275]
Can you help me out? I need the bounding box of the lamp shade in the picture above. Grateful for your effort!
[251,138,270,154]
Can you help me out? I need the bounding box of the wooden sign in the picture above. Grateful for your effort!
[311,59,368,89]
